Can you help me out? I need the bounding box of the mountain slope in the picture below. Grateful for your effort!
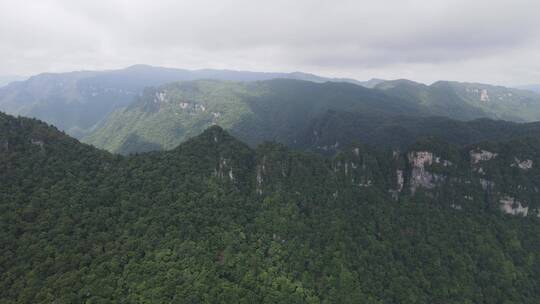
[0,75,26,87]
[2,112,540,303]
[517,84,540,94]
[84,78,540,155]
[83,79,427,154]
[298,112,540,155]
[376,79,540,122]
[0,65,367,138]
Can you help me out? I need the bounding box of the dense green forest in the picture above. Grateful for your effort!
[2,112,540,303]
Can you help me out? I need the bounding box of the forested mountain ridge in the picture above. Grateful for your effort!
[0,65,369,138]
[376,79,540,122]
[5,65,540,152]
[516,84,540,94]
[83,78,540,155]
[298,113,540,155]
[2,112,540,303]
[82,79,427,154]
[0,75,26,88]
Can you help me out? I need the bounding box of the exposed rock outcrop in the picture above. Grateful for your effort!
[154,91,167,103]
[396,170,404,192]
[30,138,44,150]
[255,157,266,195]
[408,151,444,194]
[479,178,495,191]
[500,196,528,216]
[470,149,497,164]
[215,156,234,181]
[480,89,490,103]
[512,158,533,170]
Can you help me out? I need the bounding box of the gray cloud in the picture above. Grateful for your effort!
[1,0,540,85]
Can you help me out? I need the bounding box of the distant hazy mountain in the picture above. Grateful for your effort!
[517,84,540,94]
[5,64,540,147]
[375,79,540,122]
[0,65,368,138]
[0,75,26,87]
[360,78,387,88]
[83,78,540,154]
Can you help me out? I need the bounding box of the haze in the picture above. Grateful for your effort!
[1,0,540,85]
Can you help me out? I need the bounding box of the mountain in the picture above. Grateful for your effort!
[82,79,430,154]
[83,78,540,155]
[297,113,540,155]
[360,78,387,88]
[2,112,540,303]
[0,65,367,138]
[375,79,540,122]
[6,64,540,145]
[0,75,26,87]
[517,84,540,94]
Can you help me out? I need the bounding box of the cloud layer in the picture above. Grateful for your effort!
[1,0,540,85]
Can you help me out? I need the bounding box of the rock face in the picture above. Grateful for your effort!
[30,138,44,150]
[165,125,540,220]
[409,151,433,168]
[500,196,528,216]
[480,89,490,103]
[470,149,497,164]
[480,178,495,191]
[408,151,443,194]
[512,158,533,170]
[154,91,167,103]
[255,156,266,195]
[389,169,405,200]
[396,170,404,192]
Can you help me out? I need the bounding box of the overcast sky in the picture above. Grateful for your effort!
[1,0,540,85]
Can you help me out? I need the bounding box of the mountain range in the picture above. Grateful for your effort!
[1,111,540,302]
[4,65,540,151]
[0,65,370,138]
[0,75,26,87]
[4,65,540,302]
[80,77,540,154]
[518,84,540,94]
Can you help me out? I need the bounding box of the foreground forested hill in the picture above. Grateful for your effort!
[2,111,540,303]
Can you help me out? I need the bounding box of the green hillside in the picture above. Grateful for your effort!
[0,66,370,138]
[376,79,540,122]
[2,112,540,303]
[297,112,540,155]
[84,78,540,155]
[83,79,426,154]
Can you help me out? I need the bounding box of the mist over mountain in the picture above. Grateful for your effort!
[0,75,26,87]
[80,77,540,154]
[517,84,540,94]
[0,65,370,138]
